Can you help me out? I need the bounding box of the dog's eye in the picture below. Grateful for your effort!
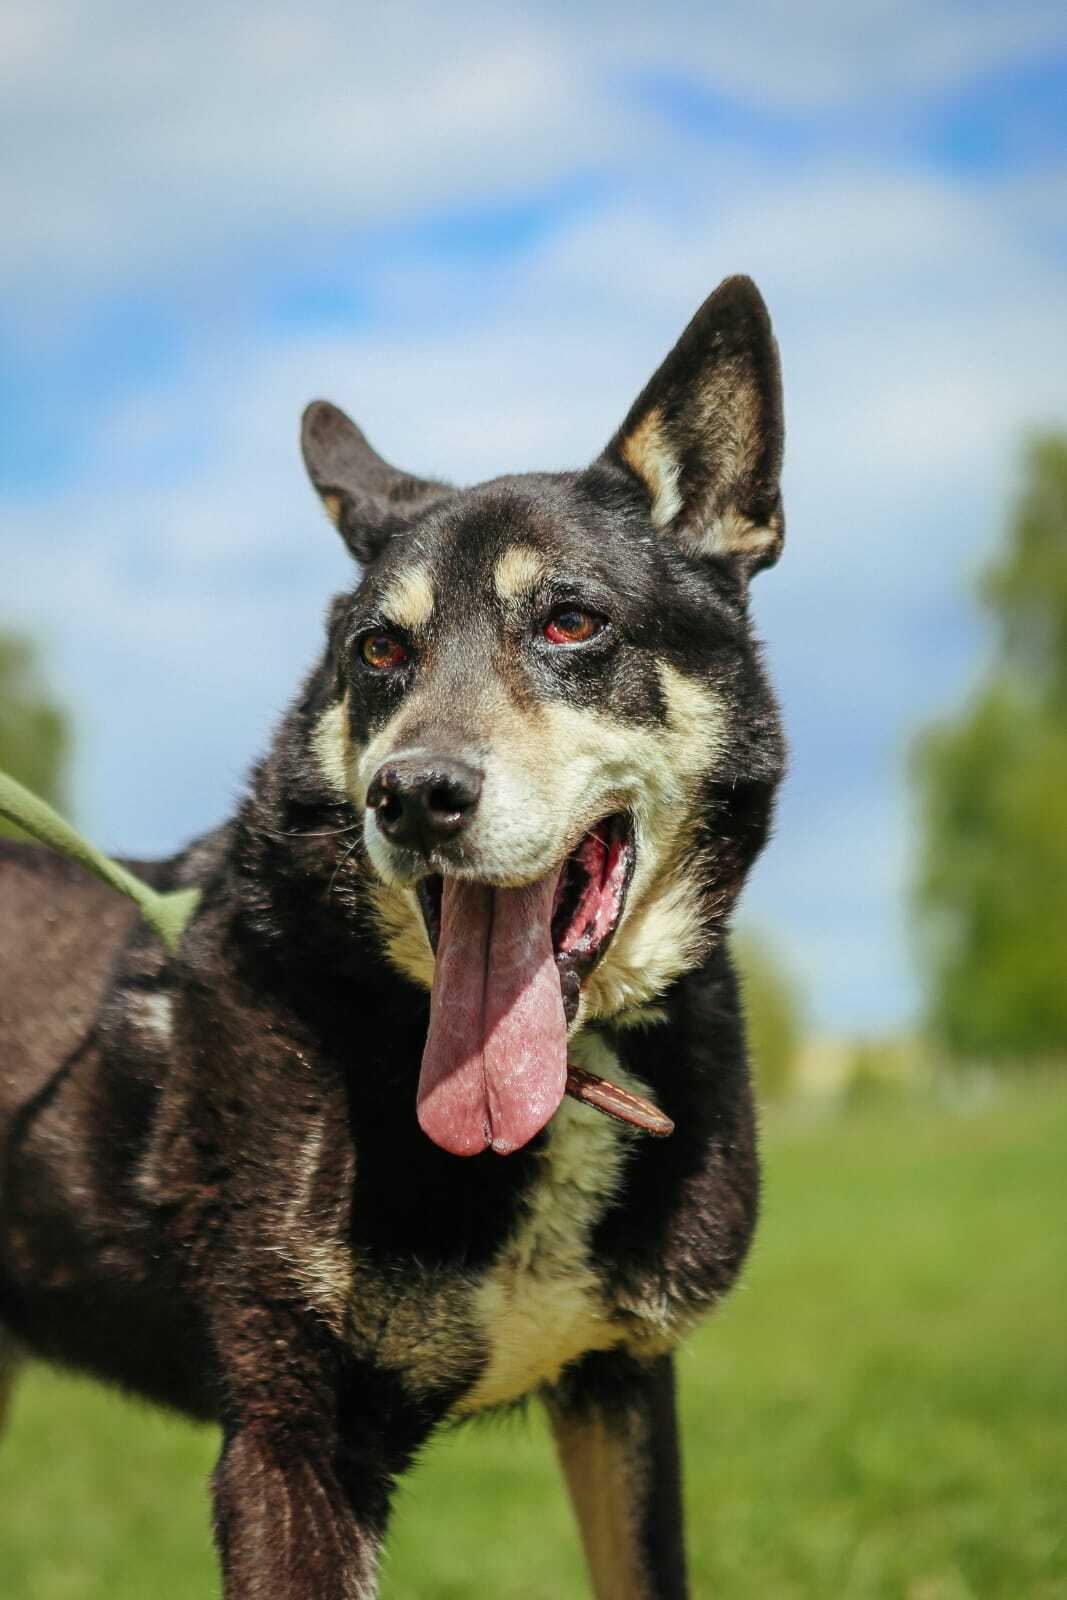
[359,631,408,671]
[544,608,605,645]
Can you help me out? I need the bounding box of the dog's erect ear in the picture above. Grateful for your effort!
[301,400,450,564]
[602,276,784,577]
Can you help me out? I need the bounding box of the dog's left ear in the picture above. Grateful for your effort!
[302,400,450,564]
[601,275,784,577]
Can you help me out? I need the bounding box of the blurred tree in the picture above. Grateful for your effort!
[0,631,73,838]
[912,433,1067,1060]
[734,931,804,1098]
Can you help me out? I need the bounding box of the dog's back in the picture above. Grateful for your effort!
[0,842,136,1115]
[0,843,218,1413]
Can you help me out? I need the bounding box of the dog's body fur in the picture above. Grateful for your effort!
[0,276,786,1598]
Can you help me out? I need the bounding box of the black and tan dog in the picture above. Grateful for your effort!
[0,275,786,1598]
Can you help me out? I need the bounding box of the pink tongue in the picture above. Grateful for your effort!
[417,872,567,1156]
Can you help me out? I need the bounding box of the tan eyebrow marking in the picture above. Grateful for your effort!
[380,562,435,630]
[493,544,547,604]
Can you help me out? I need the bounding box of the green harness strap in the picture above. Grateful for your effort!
[0,770,200,955]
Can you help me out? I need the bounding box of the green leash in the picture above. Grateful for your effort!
[0,770,200,955]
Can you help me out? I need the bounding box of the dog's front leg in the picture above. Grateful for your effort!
[209,1309,436,1600]
[212,1421,395,1600]
[545,1350,688,1600]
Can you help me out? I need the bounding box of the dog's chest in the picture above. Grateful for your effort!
[343,1037,648,1411]
[455,1041,639,1412]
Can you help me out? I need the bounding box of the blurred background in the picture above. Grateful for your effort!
[2,3,1065,1596]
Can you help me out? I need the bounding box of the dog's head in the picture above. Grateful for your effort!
[301,275,785,1156]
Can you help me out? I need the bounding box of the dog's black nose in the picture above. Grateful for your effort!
[367,756,483,852]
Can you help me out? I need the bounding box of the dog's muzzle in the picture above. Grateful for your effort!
[363,758,662,1156]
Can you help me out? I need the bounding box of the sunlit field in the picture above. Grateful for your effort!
[3,1078,1064,1599]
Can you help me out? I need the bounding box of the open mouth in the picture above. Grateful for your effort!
[413,815,637,1158]
[415,812,635,1025]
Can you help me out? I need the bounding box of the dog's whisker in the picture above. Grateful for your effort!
[327,837,362,902]
[261,822,361,840]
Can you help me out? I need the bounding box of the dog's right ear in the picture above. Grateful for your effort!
[301,400,450,564]
[600,275,784,579]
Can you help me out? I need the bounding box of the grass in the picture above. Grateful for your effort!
[2,1077,1065,1598]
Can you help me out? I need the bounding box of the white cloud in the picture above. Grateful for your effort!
[4,0,1065,290]
[616,0,1066,107]
[0,3,624,286]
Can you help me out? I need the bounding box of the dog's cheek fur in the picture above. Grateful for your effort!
[304,698,437,986]
[310,694,359,800]
[581,665,726,1020]
[364,880,436,991]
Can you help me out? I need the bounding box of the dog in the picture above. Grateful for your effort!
[0,274,786,1598]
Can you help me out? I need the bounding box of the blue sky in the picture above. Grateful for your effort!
[4,0,1066,1032]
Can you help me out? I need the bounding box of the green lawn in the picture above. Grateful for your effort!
[2,1079,1065,1598]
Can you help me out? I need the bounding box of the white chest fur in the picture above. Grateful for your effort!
[454,1034,649,1413]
